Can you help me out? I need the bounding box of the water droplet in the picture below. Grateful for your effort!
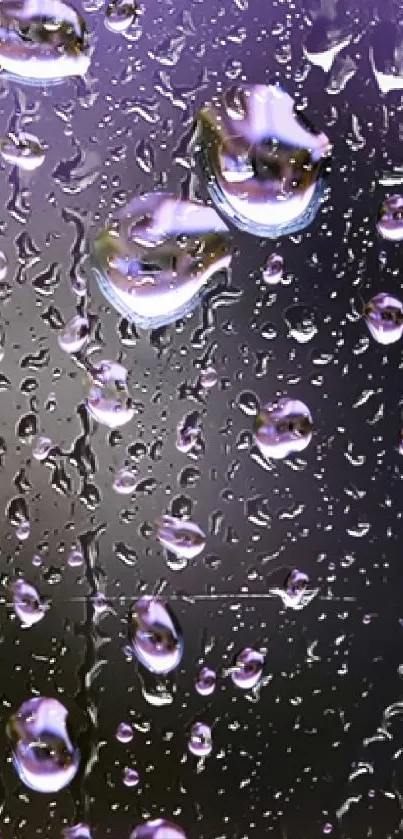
[197,83,331,238]
[85,360,135,429]
[32,436,52,461]
[92,193,232,329]
[254,398,313,460]
[123,766,140,786]
[188,721,212,757]
[116,722,133,743]
[377,194,403,241]
[364,293,403,345]
[7,697,80,793]
[113,466,136,495]
[195,666,216,697]
[323,824,333,835]
[62,825,92,839]
[231,647,265,690]
[0,133,45,171]
[105,0,137,33]
[67,547,84,568]
[130,821,186,839]
[16,519,30,541]
[12,579,46,626]
[0,0,91,83]
[303,18,352,73]
[129,596,183,675]
[283,303,318,343]
[176,416,199,454]
[58,315,89,354]
[199,366,218,389]
[156,515,206,559]
[371,21,403,94]
[262,252,283,285]
[270,569,319,610]
[0,251,7,282]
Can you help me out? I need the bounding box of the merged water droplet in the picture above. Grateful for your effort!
[283,303,318,343]
[105,0,138,33]
[85,360,135,429]
[0,132,45,171]
[58,315,89,354]
[130,821,187,839]
[0,0,91,84]
[32,436,52,461]
[128,596,183,674]
[303,17,352,73]
[92,192,232,328]
[195,666,216,697]
[196,83,331,238]
[116,721,134,743]
[156,515,206,559]
[231,647,265,690]
[113,466,137,494]
[254,398,313,460]
[188,721,213,757]
[12,579,46,626]
[377,195,403,242]
[364,293,403,345]
[262,252,283,285]
[7,697,80,792]
[370,21,403,94]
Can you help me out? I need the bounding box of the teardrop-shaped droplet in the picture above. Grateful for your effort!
[7,697,80,793]
[128,596,183,675]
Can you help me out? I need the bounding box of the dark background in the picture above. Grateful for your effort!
[0,0,402,837]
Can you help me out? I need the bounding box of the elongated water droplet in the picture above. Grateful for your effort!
[188,721,212,757]
[85,360,135,429]
[377,195,403,242]
[129,596,183,675]
[12,579,46,626]
[262,252,283,285]
[156,515,206,559]
[195,666,216,696]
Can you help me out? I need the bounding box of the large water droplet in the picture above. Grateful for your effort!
[231,647,265,690]
[130,821,187,839]
[303,17,352,73]
[85,360,135,429]
[92,193,232,328]
[156,515,206,559]
[12,579,46,626]
[105,0,137,33]
[58,315,89,354]
[377,195,403,242]
[7,697,80,792]
[254,398,313,460]
[195,666,216,696]
[364,293,403,345]
[0,0,91,84]
[370,21,403,94]
[188,721,213,757]
[129,597,183,674]
[197,83,331,237]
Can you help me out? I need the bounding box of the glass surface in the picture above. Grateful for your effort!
[0,0,402,837]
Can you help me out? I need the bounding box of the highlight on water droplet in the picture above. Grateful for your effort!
[105,0,138,33]
[129,596,183,675]
[85,360,135,429]
[156,515,206,559]
[377,194,403,241]
[7,697,80,792]
[196,83,331,238]
[0,0,91,84]
[188,721,213,757]
[231,647,265,690]
[0,132,45,171]
[363,293,403,345]
[12,579,46,626]
[254,398,313,460]
[195,666,216,697]
[130,820,187,839]
[92,192,232,329]
[262,252,283,285]
[58,315,89,354]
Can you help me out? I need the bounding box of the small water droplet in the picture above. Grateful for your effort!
[195,666,216,697]
[116,722,133,743]
[123,766,140,787]
[188,721,213,757]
